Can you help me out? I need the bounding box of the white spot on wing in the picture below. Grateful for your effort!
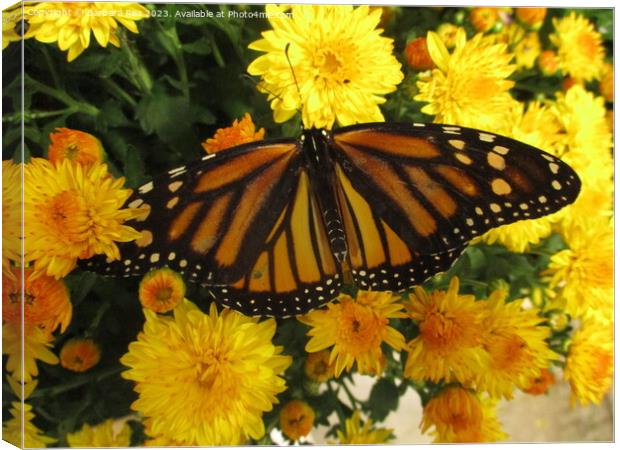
[138,181,154,194]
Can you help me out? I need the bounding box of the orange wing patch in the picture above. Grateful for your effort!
[194,144,297,192]
[336,165,386,268]
[215,154,295,267]
[336,130,440,158]
[229,170,339,295]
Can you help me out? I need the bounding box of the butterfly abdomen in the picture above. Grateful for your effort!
[302,129,349,263]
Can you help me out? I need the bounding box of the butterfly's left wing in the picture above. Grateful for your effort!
[330,122,581,291]
[82,139,343,317]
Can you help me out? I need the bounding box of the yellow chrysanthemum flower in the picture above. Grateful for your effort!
[24,2,150,62]
[2,5,22,50]
[564,319,613,406]
[337,410,393,444]
[121,299,292,445]
[474,289,559,399]
[202,113,265,154]
[477,215,556,253]
[553,85,612,163]
[550,12,605,82]
[599,62,613,102]
[66,417,132,447]
[436,23,461,49]
[279,400,315,441]
[141,418,191,446]
[551,86,613,230]
[514,31,541,70]
[544,218,613,320]
[248,5,403,129]
[48,128,105,167]
[23,158,145,279]
[299,291,405,377]
[2,402,57,448]
[60,337,101,372]
[3,268,72,333]
[139,267,186,313]
[416,28,518,133]
[3,322,59,383]
[2,159,22,275]
[421,386,507,443]
[404,277,490,384]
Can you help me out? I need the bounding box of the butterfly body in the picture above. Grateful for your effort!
[83,122,580,317]
[300,128,349,263]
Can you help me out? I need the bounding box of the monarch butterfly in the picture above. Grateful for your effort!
[82,122,580,317]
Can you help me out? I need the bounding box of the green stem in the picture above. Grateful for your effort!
[2,108,77,123]
[119,32,153,94]
[25,76,99,116]
[458,278,489,289]
[100,77,138,108]
[175,51,190,98]
[41,46,62,89]
[33,405,59,424]
[527,249,555,257]
[340,379,359,410]
[153,19,189,98]
[327,381,347,424]
[87,301,110,333]
[29,366,123,399]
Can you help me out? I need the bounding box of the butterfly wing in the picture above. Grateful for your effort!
[210,170,343,316]
[83,139,342,316]
[330,122,580,290]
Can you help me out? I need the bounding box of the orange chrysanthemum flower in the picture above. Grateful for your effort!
[470,7,498,32]
[404,37,434,70]
[515,8,547,29]
[522,368,556,395]
[304,350,335,382]
[538,50,559,76]
[48,128,104,166]
[139,268,186,313]
[60,337,101,372]
[202,113,265,154]
[279,400,315,441]
[421,386,507,443]
[2,267,72,333]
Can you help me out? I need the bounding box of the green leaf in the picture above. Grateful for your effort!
[367,378,400,422]
[135,89,201,157]
[123,145,146,188]
[64,272,99,308]
[182,36,214,55]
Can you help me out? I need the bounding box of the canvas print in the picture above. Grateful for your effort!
[1,2,614,446]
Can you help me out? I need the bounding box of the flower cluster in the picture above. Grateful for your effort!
[2,127,146,445]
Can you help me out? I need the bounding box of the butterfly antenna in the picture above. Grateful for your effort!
[284,43,303,106]
[240,74,286,103]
